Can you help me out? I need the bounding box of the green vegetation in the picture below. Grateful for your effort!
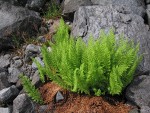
[20,18,141,104]
[19,74,43,104]
[12,35,22,49]
[35,19,142,96]
[43,1,61,19]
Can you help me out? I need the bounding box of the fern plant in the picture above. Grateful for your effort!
[35,19,142,96]
[19,74,43,104]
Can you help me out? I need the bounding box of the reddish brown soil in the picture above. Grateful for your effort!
[39,82,133,113]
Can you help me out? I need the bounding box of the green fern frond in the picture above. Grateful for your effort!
[19,74,43,104]
[35,18,141,96]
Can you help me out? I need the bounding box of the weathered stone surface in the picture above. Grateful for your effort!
[13,94,35,113]
[0,85,19,104]
[24,44,41,62]
[55,91,64,102]
[91,0,145,17]
[11,57,23,68]
[72,5,150,73]
[0,54,11,68]
[0,0,28,6]
[31,70,41,87]
[140,106,150,113]
[146,6,150,27]
[37,105,49,113]
[126,75,150,108]
[8,67,22,83]
[0,1,41,50]
[146,0,150,4]
[0,107,12,113]
[0,69,10,90]
[26,0,46,11]
[20,64,34,77]
[32,57,44,70]
[63,0,92,14]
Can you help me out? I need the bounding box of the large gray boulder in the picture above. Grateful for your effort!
[126,75,150,113]
[63,0,145,17]
[63,0,92,14]
[91,0,145,17]
[0,1,41,51]
[25,0,47,11]
[72,5,150,73]
[0,0,28,6]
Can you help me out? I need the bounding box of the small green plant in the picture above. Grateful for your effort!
[43,1,61,19]
[12,35,22,48]
[20,74,43,104]
[35,19,142,96]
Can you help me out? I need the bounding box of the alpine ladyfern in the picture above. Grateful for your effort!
[35,19,142,96]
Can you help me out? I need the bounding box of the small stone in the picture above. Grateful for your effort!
[66,22,71,25]
[37,36,46,43]
[13,59,23,68]
[47,47,52,52]
[0,85,19,104]
[24,52,36,62]
[0,54,11,68]
[12,56,20,60]
[32,57,44,70]
[24,44,41,62]
[55,91,64,102]
[20,64,33,77]
[13,94,35,113]
[25,44,41,54]
[31,70,41,88]
[8,67,21,83]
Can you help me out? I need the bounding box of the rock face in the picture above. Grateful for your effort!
[63,0,145,17]
[91,0,145,17]
[13,94,35,113]
[0,1,41,50]
[26,0,47,11]
[0,107,12,113]
[0,69,10,90]
[72,5,150,73]
[126,75,150,113]
[0,0,28,6]
[63,0,92,14]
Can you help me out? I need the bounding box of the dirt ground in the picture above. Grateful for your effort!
[38,82,133,113]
